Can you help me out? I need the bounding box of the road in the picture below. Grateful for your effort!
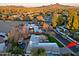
[42,26,79,55]
[49,29,79,55]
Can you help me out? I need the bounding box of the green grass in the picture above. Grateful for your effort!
[43,34,64,47]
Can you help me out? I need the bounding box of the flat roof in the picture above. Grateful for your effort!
[30,34,40,43]
[32,43,59,48]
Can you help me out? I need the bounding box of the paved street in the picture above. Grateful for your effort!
[49,29,79,55]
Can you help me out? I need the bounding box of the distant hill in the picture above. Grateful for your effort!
[0,3,78,14]
[0,3,77,8]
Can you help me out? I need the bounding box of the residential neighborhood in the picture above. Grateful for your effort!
[0,3,79,56]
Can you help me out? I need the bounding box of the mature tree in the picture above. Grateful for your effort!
[66,8,77,30]
[57,14,63,26]
[8,31,14,42]
[52,12,58,28]
[28,15,34,21]
[73,14,79,31]
[42,22,49,31]
[66,15,74,30]
[12,26,20,43]
[21,24,29,39]
[36,15,44,21]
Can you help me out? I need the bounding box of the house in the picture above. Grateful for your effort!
[26,24,42,33]
[26,34,60,56]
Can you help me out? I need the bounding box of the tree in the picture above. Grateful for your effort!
[31,48,46,56]
[12,26,20,43]
[8,31,14,42]
[42,22,49,31]
[2,15,6,21]
[8,41,24,56]
[20,14,25,21]
[57,14,63,26]
[21,24,29,39]
[66,8,77,30]
[52,12,58,28]
[8,16,14,20]
[28,15,33,21]
[73,14,79,31]
[66,15,74,30]
[37,48,46,56]
[10,46,23,55]
[36,15,44,21]
[0,11,2,19]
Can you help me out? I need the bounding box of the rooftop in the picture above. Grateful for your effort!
[27,24,42,33]
[30,34,40,43]
[26,34,60,55]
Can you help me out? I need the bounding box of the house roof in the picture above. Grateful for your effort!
[27,42,60,54]
[32,43,59,52]
[27,24,42,33]
[27,34,60,55]
[30,34,40,43]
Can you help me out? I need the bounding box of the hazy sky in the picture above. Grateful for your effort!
[0,0,79,7]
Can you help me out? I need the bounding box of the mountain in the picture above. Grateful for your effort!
[0,3,78,14]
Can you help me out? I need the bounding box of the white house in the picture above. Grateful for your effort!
[26,34,60,56]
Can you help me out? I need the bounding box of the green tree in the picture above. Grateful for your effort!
[31,48,46,56]
[57,15,63,26]
[37,48,46,56]
[8,40,24,56]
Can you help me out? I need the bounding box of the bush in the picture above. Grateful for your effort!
[8,39,24,55]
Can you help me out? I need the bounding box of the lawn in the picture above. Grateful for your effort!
[43,34,64,47]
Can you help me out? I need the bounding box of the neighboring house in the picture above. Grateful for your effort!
[26,34,60,56]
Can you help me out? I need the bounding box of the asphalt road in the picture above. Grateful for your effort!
[50,29,79,55]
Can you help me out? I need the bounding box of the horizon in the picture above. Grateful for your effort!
[0,3,79,7]
[0,0,79,7]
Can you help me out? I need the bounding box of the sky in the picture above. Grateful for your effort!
[0,0,79,7]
